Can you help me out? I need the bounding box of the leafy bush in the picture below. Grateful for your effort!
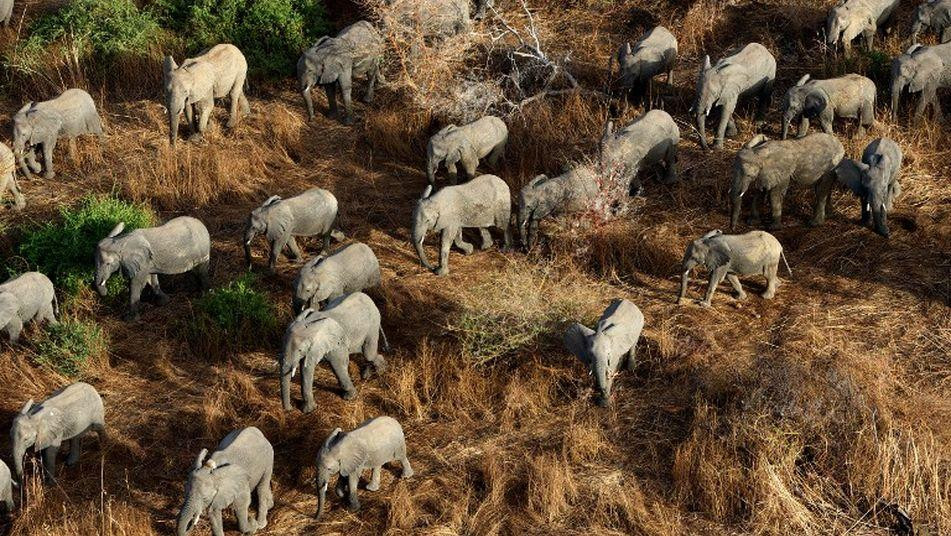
[15,195,155,299]
[188,273,279,356]
[34,320,107,377]
[155,0,331,76]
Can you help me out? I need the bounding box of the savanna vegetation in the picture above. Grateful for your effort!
[0,0,947,535]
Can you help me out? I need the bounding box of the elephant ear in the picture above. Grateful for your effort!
[28,110,63,147]
[795,74,810,87]
[16,102,32,117]
[338,438,369,477]
[802,90,827,118]
[107,222,125,238]
[421,185,433,199]
[906,43,925,55]
[193,448,209,471]
[19,399,34,415]
[263,195,282,207]
[321,427,342,455]
[34,408,64,451]
[834,159,865,196]
[701,229,723,240]
[119,236,153,279]
[163,55,178,76]
[742,134,768,149]
[564,322,595,364]
[528,174,548,188]
[457,139,478,166]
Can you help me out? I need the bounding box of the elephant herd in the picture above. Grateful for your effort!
[0,0,937,532]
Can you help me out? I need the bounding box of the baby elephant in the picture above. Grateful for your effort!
[827,0,900,53]
[293,242,381,313]
[781,74,876,139]
[13,88,103,180]
[96,217,211,319]
[426,116,508,186]
[298,21,383,124]
[564,299,644,407]
[176,427,273,536]
[611,26,678,107]
[280,292,387,411]
[11,382,106,485]
[600,110,680,195]
[730,133,844,230]
[0,460,13,514]
[890,43,951,120]
[244,188,344,271]
[315,416,413,518]
[677,230,791,308]
[0,271,58,344]
[412,175,512,276]
[517,164,599,249]
[0,142,25,210]
[834,137,903,237]
[912,0,951,43]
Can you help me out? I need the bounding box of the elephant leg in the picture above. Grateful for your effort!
[301,362,316,413]
[340,75,355,125]
[700,266,729,308]
[363,64,378,104]
[798,117,810,138]
[400,454,414,478]
[93,421,108,447]
[724,116,738,139]
[749,189,763,225]
[727,274,746,300]
[227,77,246,128]
[479,228,493,250]
[625,343,638,372]
[184,103,194,133]
[436,227,456,275]
[240,93,250,116]
[329,351,357,400]
[501,221,513,251]
[127,274,148,320]
[234,490,257,534]
[25,149,42,174]
[346,473,361,511]
[445,159,459,185]
[196,99,214,136]
[528,219,539,249]
[42,446,57,484]
[195,261,211,292]
[762,262,779,299]
[256,469,273,529]
[5,316,22,344]
[208,507,226,536]
[858,103,873,137]
[462,157,478,182]
[367,467,381,492]
[756,81,773,126]
[285,236,303,260]
[486,143,504,167]
[715,97,738,148]
[767,187,787,230]
[453,230,475,255]
[335,474,347,498]
[66,436,82,466]
[150,274,170,305]
[809,174,834,226]
[819,112,834,135]
[42,139,57,180]
[915,91,930,120]
[269,237,288,271]
[41,300,57,325]
[662,143,678,183]
[325,84,339,118]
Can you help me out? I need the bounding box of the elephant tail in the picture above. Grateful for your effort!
[379,326,391,353]
[780,249,792,277]
[52,291,59,317]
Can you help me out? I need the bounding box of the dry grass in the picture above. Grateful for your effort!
[0,0,947,535]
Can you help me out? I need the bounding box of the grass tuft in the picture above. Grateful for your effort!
[33,320,107,377]
[188,273,280,358]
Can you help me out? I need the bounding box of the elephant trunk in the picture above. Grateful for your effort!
[280,366,294,411]
[412,223,434,271]
[94,265,112,297]
[291,295,306,315]
[244,226,257,268]
[729,176,747,230]
[426,146,439,185]
[696,112,708,150]
[12,443,25,484]
[12,140,32,179]
[781,112,793,140]
[517,207,530,249]
[871,203,890,238]
[891,78,905,117]
[168,108,180,145]
[315,477,328,519]
[176,498,202,536]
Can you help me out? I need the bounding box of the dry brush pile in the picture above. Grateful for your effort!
[0,0,947,535]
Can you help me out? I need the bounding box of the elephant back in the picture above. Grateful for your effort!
[349,416,405,462]
[0,143,15,176]
[212,427,273,483]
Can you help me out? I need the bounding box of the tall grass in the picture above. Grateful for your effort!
[187,273,280,358]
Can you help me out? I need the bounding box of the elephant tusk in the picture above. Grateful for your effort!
[739,191,745,198]
[321,482,328,493]
[291,364,298,378]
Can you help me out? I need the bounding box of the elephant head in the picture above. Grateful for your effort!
[315,428,367,518]
[10,400,62,483]
[826,4,851,48]
[176,450,252,536]
[426,125,473,184]
[411,186,439,271]
[616,42,639,88]
[95,222,148,296]
[298,38,346,119]
[292,258,333,313]
[13,103,61,177]
[517,174,551,248]
[729,135,768,228]
[163,56,197,145]
[244,196,282,267]
[692,56,744,149]
[781,75,827,139]
[279,310,344,410]
[564,323,622,407]
[838,155,899,237]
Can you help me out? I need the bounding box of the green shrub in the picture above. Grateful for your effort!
[189,273,279,356]
[15,195,155,299]
[34,320,107,377]
[155,0,331,77]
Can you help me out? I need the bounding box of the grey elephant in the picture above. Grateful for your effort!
[0,0,12,26]
[891,43,951,120]
[834,137,902,237]
[610,26,677,106]
[677,229,791,308]
[95,217,211,319]
[426,116,508,186]
[298,21,383,124]
[0,142,25,210]
[13,88,103,180]
[730,133,843,230]
[0,271,58,344]
[244,188,344,271]
[315,416,413,518]
[781,74,876,139]
[0,460,13,513]
[384,0,470,38]
[912,0,951,43]
[412,174,512,276]
[600,109,679,195]
[164,44,249,144]
[11,382,106,485]
[176,427,273,536]
[517,165,599,249]
[826,0,900,53]
[280,293,387,411]
[563,299,644,407]
[292,242,381,314]
[692,43,776,150]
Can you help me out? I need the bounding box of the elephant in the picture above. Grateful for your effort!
[833,137,902,237]
[730,133,844,230]
[600,109,679,195]
[517,164,599,249]
[383,0,471,39]
[412,174,512,276]
[292,242,381,314]
[298,21,383,124]
[13,88,103,180]
[280,293,388,411]
[911,0,951,43]
[164,44,249,144]
[426,116,508,186]
[610,26,677,107]
[781,74,876,139]
[244,188,344,271]
[0,142,25,210]
[11,382,106,485]
[176,427,273,536]
[692,43,776,150]
[95,217,211,319]
[0,0,12,26]
[563,299,644,407]
[0,271,58,344]
[826,0,900,53]
[0,460,13,514]
[891,43,951,120]
[315,416,413,518]
[677,229,791,308]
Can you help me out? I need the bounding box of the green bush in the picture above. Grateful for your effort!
[34,320,107,377]
[189,273,279,356]
[155,0,331,76]
[15,195,155,299]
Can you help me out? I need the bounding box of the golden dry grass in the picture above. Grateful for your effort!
[0,0,947,535]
